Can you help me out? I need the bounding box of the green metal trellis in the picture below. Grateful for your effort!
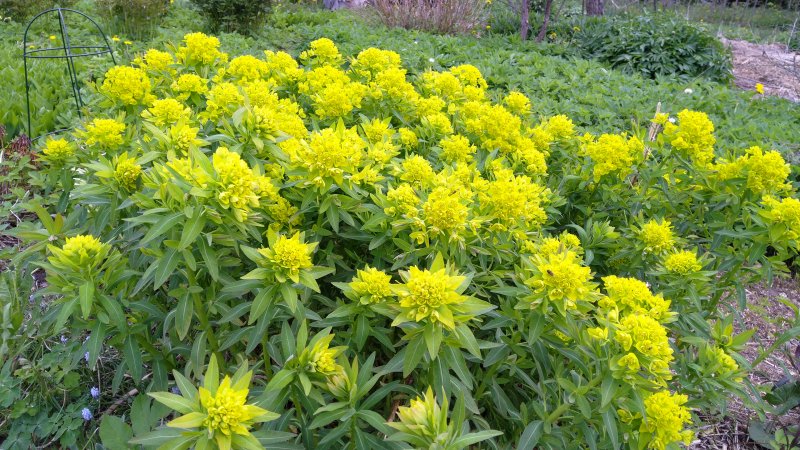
[23,8,117,139]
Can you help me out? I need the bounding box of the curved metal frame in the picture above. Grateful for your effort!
[23,8,117,138]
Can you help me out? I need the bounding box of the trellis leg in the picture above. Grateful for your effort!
[57,8,83,117]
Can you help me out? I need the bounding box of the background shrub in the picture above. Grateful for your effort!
[189,0,271,34]
[0,0,75,22]
[95,0,170,39]
[573,15,734,83]
[371,0,488,34]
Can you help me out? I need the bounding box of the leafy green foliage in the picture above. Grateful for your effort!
[189,0,271,34]
[573,15,733,83]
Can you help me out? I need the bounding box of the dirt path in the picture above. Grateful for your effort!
[720,37,800,102]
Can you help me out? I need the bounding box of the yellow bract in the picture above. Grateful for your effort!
[395,266,467,330]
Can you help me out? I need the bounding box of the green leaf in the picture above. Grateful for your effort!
[86,321,105,369]
[129,427,187,446]
[403,336,426,377]
[79,281,95,320]
[124,335,143,384]
[518,420,543,450]
[147,392,197,414]
[175,294,194,340]
[180,209,206,249]
[99,415,133,450]
[140,212,183,247]
[154,248,181,289]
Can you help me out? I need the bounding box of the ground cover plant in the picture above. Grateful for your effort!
[2,27,800,448]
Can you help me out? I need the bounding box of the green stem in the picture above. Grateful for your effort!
[186,269,219,352]
[545,402,572,425]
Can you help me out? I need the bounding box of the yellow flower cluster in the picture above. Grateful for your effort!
[663,109,716,167]
[638,219,675,253]
[258,233,315,282]
[350,47,402,80]
[392,387,445,442]
[42,137,74,160]
[170,73,208,100]
[60,234,108,267]
[114,158,142,191]
[100,66,153,106]
[142,98,190,127]
[481,167,548,229]
[703,345,742,381]
[212,147,263,216]
[761,196,800,241]
[715,146,790,194]
[141,49,174,72]
[616,314,674,382]
[601,276,672,322]
[385,183,420,217]
[395,266,467,330]
[642,391,694,450]
[176,32,228,66]
[227,55,269,82]
[526,248,593,312]
[84,118,126,149]
[503,91,531,115]
[299,38,343,67]
[582,133,644,181]
[349,267,395,305]
[664,250,702,274]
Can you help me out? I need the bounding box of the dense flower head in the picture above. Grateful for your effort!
[642,391,694,450]
[368,67,418,106]
[168,122,202,154]
[481,167,548,229]
[142,98,190,127]
[362,118,392,143]
[601,276,672,322]
[264,50,304,82]
[198,377,258,436]
[227,54,269,81]
[423,185,469,236]
[212,147,261,219]
[395,266,468,329]
[176,32,227,66]
[760,196,800,241]
[204,82,244,122]
[350,47,402,79]
[663,109,716,167]
[543,115,575,140]
[400,155,436,187]
[258,233,315,282]
[141,49,174,72]
[170,73,208,100]
[526,251,593,312]
[703,345,742,381]
[664,250,702,274]
[617,313,674,369]
[582,133,643,181]
[61,234,108,266]
[310,80,367,119]
[385,183,420,217]
[101,66,153,106]
[438,134,476,164]
[114,158,142,191]
[638,219,675,253]
[391,388,446,442]
[295,127,365,186]
[300,38,343,67]
[716,146,790,194]
[42,137,74,161]
[84,118,126,149]
[349,267,395,304]
[450,64,488,90]
[503,91,531,115]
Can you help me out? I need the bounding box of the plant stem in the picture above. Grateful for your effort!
[186,269,219,352]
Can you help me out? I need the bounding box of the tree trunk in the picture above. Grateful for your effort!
[535,0,555,42]
[520,0,530,41]
[585,0,604,15]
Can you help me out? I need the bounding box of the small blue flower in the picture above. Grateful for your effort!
[90,387,100,399]
[81,408,93,421]
[60,335,68,343]
[84,352,90,362]
[171,386,181,395]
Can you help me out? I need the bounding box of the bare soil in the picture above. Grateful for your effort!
[720,37,800,102]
